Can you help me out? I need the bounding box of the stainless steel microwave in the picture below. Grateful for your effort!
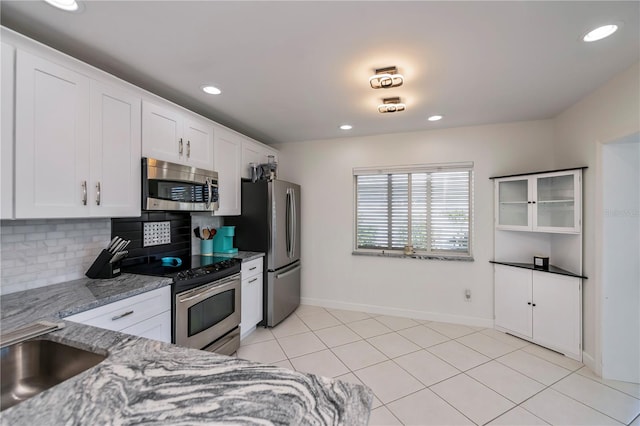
[142,157,219,212]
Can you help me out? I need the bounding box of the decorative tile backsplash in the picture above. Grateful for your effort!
[0,218,111,295]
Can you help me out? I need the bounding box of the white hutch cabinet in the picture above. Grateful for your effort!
[492,168,586,361]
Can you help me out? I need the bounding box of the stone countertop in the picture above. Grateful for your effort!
[0,275,372,425]
[234,251,266,262]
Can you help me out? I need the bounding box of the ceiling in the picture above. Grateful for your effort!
[1,1,638,145]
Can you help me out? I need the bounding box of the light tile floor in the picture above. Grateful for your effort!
[237,305,640,425]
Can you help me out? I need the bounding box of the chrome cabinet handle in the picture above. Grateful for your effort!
[249,266,257,271]
[248,278,258,283]
[179,138,184,155]
[81,181,87,205]
[187,140,191,158]
[96,182,101,206]
[111,310,133,321]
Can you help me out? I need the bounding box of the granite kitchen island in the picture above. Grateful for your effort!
[0,274,372,425]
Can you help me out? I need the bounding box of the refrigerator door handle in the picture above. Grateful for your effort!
[286,188,293,258]
[291,187,296,258]
[276,263,301,279]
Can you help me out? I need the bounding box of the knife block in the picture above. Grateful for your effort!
[85,250,121,279]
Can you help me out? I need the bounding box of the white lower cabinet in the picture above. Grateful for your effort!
[494,264,582,360]
[240,258,264,339]
[65,286,171,343]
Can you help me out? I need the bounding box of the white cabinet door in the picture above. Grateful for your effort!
[495,177,532,231]
[532,271,581,359]
[241,139,263,179]
[533,170,581,233]
[1,42,15,219]
[241,139,278,179]
[142,100,182,164]
[494,264,533,338]
[142,101,214,170]
[214,127,242,216]
[121,310,171,343]
[183,116,214,170]
[495,171,581,234]
[15,49,90,218]
[240,258,264,338]
[90,81,141,217]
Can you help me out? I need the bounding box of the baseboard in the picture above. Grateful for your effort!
[582,351,598,375]
[300,297,494,328]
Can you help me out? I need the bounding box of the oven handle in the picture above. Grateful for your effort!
[177,275,239,304]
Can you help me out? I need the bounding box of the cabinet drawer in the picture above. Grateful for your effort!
[65,286,170,332]
[120,310,171,343]
[241,258,263,278]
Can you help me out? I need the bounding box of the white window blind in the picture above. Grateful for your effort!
[354,163,473,257]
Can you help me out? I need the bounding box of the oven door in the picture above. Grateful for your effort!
[175,274,240,349]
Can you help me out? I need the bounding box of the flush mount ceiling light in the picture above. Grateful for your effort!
[43,0,81,11]
[339,124,353,130]
[378,97,406,114]
[428,115,443,121]
[201,85,222,95]
[583,24,619,42]
[369,66,404,89]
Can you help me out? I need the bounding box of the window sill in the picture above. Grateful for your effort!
[352,251,474,262]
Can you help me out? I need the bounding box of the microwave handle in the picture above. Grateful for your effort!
[205,178,212,210]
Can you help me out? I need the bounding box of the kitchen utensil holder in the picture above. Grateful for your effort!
[85,250,122,279]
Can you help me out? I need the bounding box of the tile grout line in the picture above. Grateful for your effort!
[247,307,639,425]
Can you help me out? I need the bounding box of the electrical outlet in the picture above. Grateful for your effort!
[464,288,471,302]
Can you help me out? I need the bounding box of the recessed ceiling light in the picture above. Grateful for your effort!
[428,115,443,121]
[339,124,353,130]
[583,24,619,42]
[201,85,222,95]
[43,0,80,11]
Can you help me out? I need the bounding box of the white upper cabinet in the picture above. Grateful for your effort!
[1,42,15,219]
[90,81,141,217]
[495,170,581,233]
[14,49,141,218]
[142,100,213,171]
[241,139,278,179]
[15,49,91,218]
[213,126,242,216]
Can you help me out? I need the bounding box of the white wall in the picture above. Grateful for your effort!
[602,135,639,382]
[554,61,640,371]
[275,120,555,325]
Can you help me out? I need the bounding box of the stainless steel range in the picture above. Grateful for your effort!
[123,256,242,355]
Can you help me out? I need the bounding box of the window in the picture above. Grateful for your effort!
[354,163,473,258]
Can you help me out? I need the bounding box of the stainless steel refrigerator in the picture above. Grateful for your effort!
[226,179,301,327]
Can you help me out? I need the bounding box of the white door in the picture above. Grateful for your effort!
[494,264,533,338]
[142,100,181,164]
[532,272,581,360]
[1,42,15,219]
[183,116,214,170]
[15,50,90,218]
[90,81,141,217]
[214,128,242,216]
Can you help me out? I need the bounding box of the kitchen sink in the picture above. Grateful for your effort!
[0,339,106,411]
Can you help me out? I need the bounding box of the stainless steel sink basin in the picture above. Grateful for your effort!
[0,339,106,411]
